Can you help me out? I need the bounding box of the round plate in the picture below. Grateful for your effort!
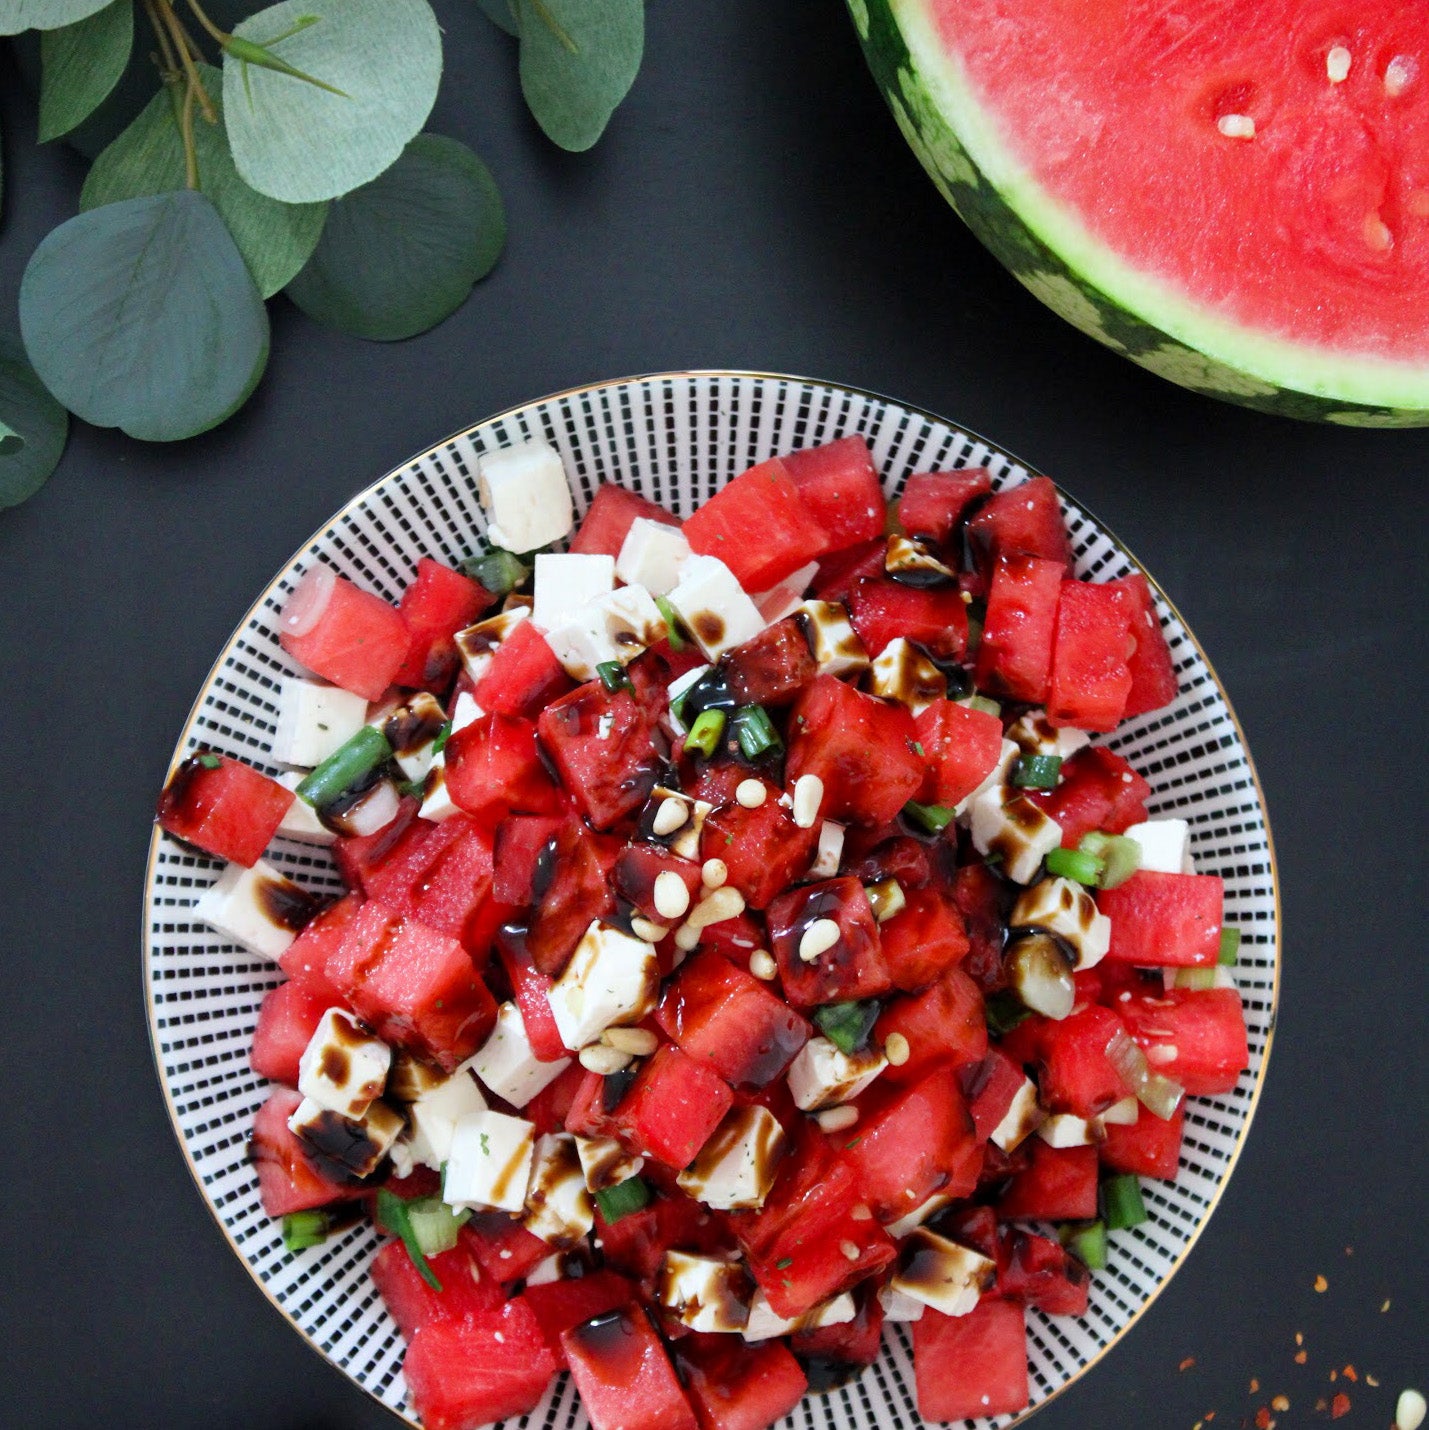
[144,371,1279,1430]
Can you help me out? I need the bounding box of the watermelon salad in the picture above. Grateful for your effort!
[156,436,1251,1430]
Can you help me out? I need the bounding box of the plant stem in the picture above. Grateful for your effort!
[527,0,578,54]
[182,0,228,46]
[178,71,200,188]
[142,0,181,77]
[155,0,217,123]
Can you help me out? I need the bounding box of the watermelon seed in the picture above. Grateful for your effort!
[1384,54,1417,97]
[1326,46,1351,83]
[1363,214,1393,252]
[1217,114,1256,139]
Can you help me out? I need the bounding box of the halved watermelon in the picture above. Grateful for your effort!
[850,0,1429,424]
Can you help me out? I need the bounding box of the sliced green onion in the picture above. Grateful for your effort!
[731,705,782,760]
[282,1209,330,1252]
[1172,966,1219,991]
[814,1000,880,1055]
[198,752,223,770]
[965,598,987,654]
[1046,846,1104,885]
[597,660,633,694]
[376,1188,444,1291]
[903,800,955,834]
[984,989,1031,1037]
[684,708,726,758]
[461,548,529,597]
[296,725,393,809]
[1101,1175,1148,1231]
[406,1197,472,1257]
[1098,835,1141,889]
[1218,927,1241,966]
[655,595,686,651]
[963,694,1001,717]
[594,1175,651,1224]
[1079,831,1111,858]
[430,720,453,757]
[1059,1219,1108,1270]
[1012,753,1062,789]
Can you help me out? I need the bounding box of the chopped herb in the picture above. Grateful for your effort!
[814,1000,879,1054]
[198,753,223,770]
[479,1132,491,1156]
[1218,927,1242,965]
[281,1209,329,1252]
[731,704,782,760]
[597,660,633,693]
[776,1257,793,1269]
[431,721,453,757]
[844,1137,862,1150]
[396,779,426,800]
[1012,753,1062,789]
[684,708,726,758]
[296,725,394,809]
[655,595,686,650]
[376,1189,443,1291]
[594,1176,651,1223]
[912,741,925,757]
[903,800,955,834]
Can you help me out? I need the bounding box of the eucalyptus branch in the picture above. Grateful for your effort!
[142,0,181,79]
[182,0,227,46]
[178,72,201,189]
[155,0,217,123]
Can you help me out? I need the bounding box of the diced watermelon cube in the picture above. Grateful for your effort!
[913,699,1005,809]
[875,965,987,1085]
[1032,745,1151,847]
[444,712,563,825]
[878,885,970,993]
[699,795,818,911]
[898,467,993,542]
[250,978,338,1086]
[538,682,664,831]
[1098,870,1225,967]
[570,483,680,558]
[1116,987,1249,1095]
[471,619,574,719]
[655,948,811,1088]
[748,1204,895,1318]
[1107,572,1179,716]
[523,1061,586,1133]
[460,1209,552,1287]
[562,1305,698,1430]
[526,820,620,976]
[156,753,293,867]
[364,814,497,951]
[523,1270,639,1363]
[914,1298,1030,1421]
[250,1088,364,1217]
[975,552,1065,702]
[811,538,887,603]
[1047,580,1134,732]
[996,1140,1099,1221]
[676,1333,808,1430]
[370,1236,503,1339]
[278,892,363,996]
[614,843,704,923]
[330,795,423,893]
[996,1227,1091,1315]
[1037,1003,1135,1117]
[1100,1102,1184,1179]
[403,1298,558,1430]
[967,475,1071,572]
[721,617,817,707]
[682,457,831,590]
[615,1045,734,1168]
[492,813,565,905]
[786,675,925,828]
[395,558,493,692]
[847,576,969,660]
[766,876,891,1008]
[953,861,1012,994]
[782,436,885,554]
[279,570,411,701]
[788,1287,885,1372]
[493,925,569,1061]
[962,1047,1032,1143]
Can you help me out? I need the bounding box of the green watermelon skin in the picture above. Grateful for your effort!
[848,0,1429,427]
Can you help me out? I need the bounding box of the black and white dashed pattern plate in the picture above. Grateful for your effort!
[143,372,1279,1429]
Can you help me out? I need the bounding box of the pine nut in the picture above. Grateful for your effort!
[674,923,702,951]
[817,1105,859,1134]
[653,870,691,921]
[653,796,688,836]
[883,1032,910,1066]
[839,1240,861,1262]
[701,858,728,889]
[849,1203,873,1221]
[579,1044,633,1075]
[735,779,767,809]
[603,1026,658,1056]
[688,885,744,928]
[748,949,778,981]
[630,915,667,944]
[792,774,824,829]
[799,917,840,963]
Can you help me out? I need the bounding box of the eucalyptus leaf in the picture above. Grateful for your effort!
[287,133,504,341]
[517,0,642,152]
[476,0,518,37]
[19,190,269,442]
[38,0,133,142]
[0,335,70,510]
[223,0,443,204]
[82,64,327,298]
[0,0,113,35]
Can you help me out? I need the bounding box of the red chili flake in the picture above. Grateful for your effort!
[1294,1351,1308,1365]
[1330,1391,1351,1418]
[1180,1358,1197,1372]
[1254,1408,1273,1429]
[1342,1365,1358,1382]
[1314,1274,1329,1293]
[1250,1379,1261,1394]
[1271,1396,1290,1413]
[1295,1333,1304,1347]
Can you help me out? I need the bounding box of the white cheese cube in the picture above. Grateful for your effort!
[1005,711,1091,762]
[743,1291,855,1342]
[405,1064,489,1171]
[599,583,668,661]
[471,1002,572,1108]
[526,1251,584,1286]
[786,1037,887,1111]
[643,785,713,863]
[1101,1096,1140,1126]
[989,1076,1043,1153]
[576,1135,646,1192]
[869,637,947,715]
[666,555,764,660]
[274,772,335,845]
[793,600,869,677]
[544,605,624,682]
[271,678,368,768]
[195,860,315,961]
[370,691,448,783]
[677,1104,786,1210]
[956,737,1020,818]
[523,1133,594,1248]
[969,790,1064,884]
[444,1110,536,1214]
[753,560,819,625]
[454,607,529,683]
[1010,877,1111,970]
[477,440,574,554]
[1037,1112,1104,1148]
[884,534,955,582]
[882,1193,952,1240]
[1122,818,1194,875]
[297,1008,391,1121]
[546,921,659,1051]
[286,1095,404,1179]
[616,517,691,596]
[809,820,845,880]
[878,1283,927,1322]
[533,553,615,632]
[659,1252,752,1333]
[664,666,711,739]
[891,1228,997,1318]
[416,690,485,825]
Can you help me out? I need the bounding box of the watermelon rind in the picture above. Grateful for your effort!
[849,0,1429,426]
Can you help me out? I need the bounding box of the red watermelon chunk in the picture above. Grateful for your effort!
[913,699,1004,809]
[699,795,818,910]
[1037,1003,1136,1117]
[914,1298,1029,1422]
[461,1209,552,1287]
[996,1227,1091,1316]
[570,483,680,558]
[615,1044,734,1168]
[953,861,1011,994]
[614,843,704,923]
[899,467,993,543]
[395,558,492,692]
[847,576,969,660]
[538,682,664,831]
[782,436,885,553]
[1108,572,1180,717]
[278,892,363,997]
[996,1141,1099,1222]
[524,1270,639,1363]
[330,795,423,893]
[250,978,337,1086]
[676,1333,809,1430]
[1047,580,1134,732]
[471,618,574,719]
[975,552,1065,702]
[370,1235,504,1339]
[962,1046,1033,1143]
[1117,987,1249,1095]
[525,819,620,976]
[562,1305,698,1430]
[766,876,891,1008]
[1100,1102,1185,1180]
[721,617,817,707]
[878,885,970,993]
[250,1088,364,1217]
[788,1288,885,1370]
[967,476,1071,573]
[1033,745,1151,847]
[279,569,410,701]
[1098,870,1225,967]
[156,753,293,867]
[875,965,987,1085]
[747,1204,895,1319]
[443,712,563,825]
[492,813,564,905]
[811,537,887,603]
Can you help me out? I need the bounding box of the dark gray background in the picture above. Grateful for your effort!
[1,5,1424,1428]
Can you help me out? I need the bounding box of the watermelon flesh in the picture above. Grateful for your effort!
[853,0,1429,423]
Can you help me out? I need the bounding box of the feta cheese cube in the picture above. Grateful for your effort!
[1010,877,1111,970]
[793,600,869,678]
[752,561,819,625]
[869,637,947,715]
[1122,818,1194,875]
[599,583,668,659]
[543,603,624,683]
[477,440,574,554]
[546,921,659,1051]
[404,1064,489,1171]
[532,553,615,632]
[956,737,1020,817]
[297,1008,391,1121]
[659,1252,753,1333]
[664,666,711,739]
[444,1109,536,1213]
[786,1037,887,1111]
[891,1228,997,1318]
[884,534,955,582]
[989,1076,1043,1153]
[523,1133,594,1248]
[370,691,448,782]
[471,1002,572,1108]
[286,1096,404,1179]
[195,860,316,961]
[878,1283,927,1322]
[1037,1112,1104,1148]
[416,692,484,825]
[882,1193,952,1240]
[616,518,692,596]
[525,1251,583,1286]
[677,1104,787,1210]
[969,790,1063,884]
[575,1135,646,1192]
[1005,711,1091,762]
[274,772,335,845]
[271,678,368,769]
[454,607,529,683]
[666,555,764,660]
[743,1291,855,1342]
[809,820,845,880]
